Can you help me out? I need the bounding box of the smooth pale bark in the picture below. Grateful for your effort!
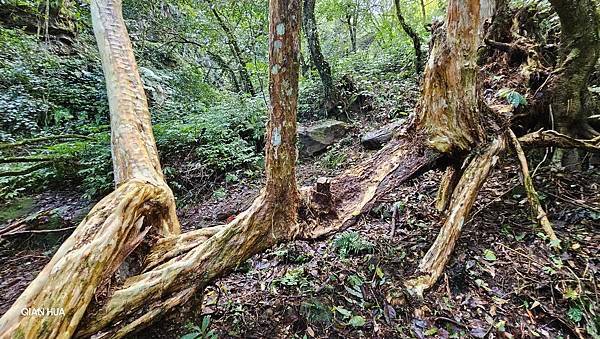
[416,0,483,154]
[74,0,303,336]
[303,0,336,110]
[0,0,180,336]
[393,0,423,73]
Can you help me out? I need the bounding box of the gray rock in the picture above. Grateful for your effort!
[360,120,404,150]
[298,120,348,156]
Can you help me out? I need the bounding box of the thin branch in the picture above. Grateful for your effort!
[519,130,600,152]
[509,129,560,248]
[0,155,71,164]
[1,226,76,237]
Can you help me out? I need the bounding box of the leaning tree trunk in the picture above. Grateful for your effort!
[0,0,181,336]
[303,0,337,112]
[393,0,424,73]
[547,0,600,166]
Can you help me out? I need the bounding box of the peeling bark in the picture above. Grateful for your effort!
[416,0,483,154]
[0,0,180,336]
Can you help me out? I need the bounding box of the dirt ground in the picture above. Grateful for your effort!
[1,136,599,338]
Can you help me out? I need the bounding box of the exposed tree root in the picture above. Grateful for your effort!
[509,130,559,247]
[0,180,176,338]
[405,136,507,296]
[73,135,441,337]
[76,192,298,337]
[435,164,461,212]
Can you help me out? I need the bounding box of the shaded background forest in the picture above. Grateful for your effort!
[0,0,439,202]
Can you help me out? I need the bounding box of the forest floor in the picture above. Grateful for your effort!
[1,123,598,338]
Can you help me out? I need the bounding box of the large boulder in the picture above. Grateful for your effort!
[360,120,404,150]
[298,120,348,156]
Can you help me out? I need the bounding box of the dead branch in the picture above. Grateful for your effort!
[0,162,52,177]
[519,130,600,152]
[405,136,507,296]
[508,129,560,248]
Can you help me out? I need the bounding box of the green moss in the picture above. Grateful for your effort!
[0,196,35,224]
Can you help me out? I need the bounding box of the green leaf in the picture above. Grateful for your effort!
[201,315,211,331]
[180,332,200,339]
[335,306,352,318]
[483,249,497,261]
[348,315,366,327]
[564,287,579,300]
[567,306,583,322]
[424,327,438,336]
[375,266,384,279]
[497,88,527,107]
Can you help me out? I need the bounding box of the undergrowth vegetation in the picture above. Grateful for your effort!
[0,0,423,203]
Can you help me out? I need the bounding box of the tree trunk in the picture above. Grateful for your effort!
[0,0,180,336]
[416,0,483,154]
[479,0,497,37]
[419,0,426,23]
[303,0,337,111]
[345,11,357,53]
[1,0,301,337]
[210,5,256,96]
[547,0,600,165]
[406,0,486,294]
[207,50,241,93]
[393,0,424,73]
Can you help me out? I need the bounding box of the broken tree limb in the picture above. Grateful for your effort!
[0,162,51,177]
[405,136,507,296]
[299,136,441,238]
[509,129,560,247]
[519,130,600,152]
[0,155,72,164]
